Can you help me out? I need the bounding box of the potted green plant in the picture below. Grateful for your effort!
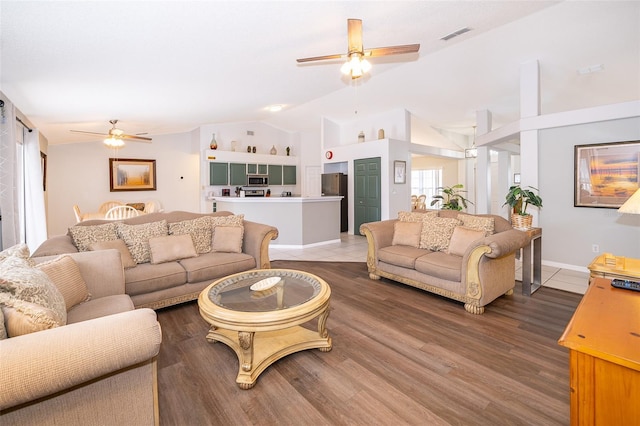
[430,184,474,211]
[503,185,543,230]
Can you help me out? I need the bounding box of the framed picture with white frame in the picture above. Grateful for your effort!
[394,160,406,184]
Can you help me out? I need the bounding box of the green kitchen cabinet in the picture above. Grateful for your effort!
[230,163,247,186]
[209,162,229,185]
[268,164,283,185]
[283,165,296,185]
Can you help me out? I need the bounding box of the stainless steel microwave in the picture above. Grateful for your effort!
[247,175,268,187]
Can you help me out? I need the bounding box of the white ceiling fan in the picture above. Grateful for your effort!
[70,119,152,147]
[297,19,420,79]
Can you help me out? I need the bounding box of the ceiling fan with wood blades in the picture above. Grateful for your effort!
[70,119,152,147]
[297,19,420,79]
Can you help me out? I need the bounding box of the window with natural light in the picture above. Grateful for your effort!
[411,169,442,201]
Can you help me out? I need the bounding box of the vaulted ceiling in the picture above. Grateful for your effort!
[1,1,638,150]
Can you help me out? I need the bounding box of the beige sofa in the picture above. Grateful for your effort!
[360,210,529,314]
[0,249,162,425]
[32,211,279,309]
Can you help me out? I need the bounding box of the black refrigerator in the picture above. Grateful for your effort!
[321,173,348,232]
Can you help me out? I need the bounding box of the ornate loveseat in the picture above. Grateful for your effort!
[360,210,529,314]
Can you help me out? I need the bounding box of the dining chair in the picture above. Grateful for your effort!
[411,195,418,210]
[72,205,84,222]
[99,200,124,215]
[144,199,164,213]
[417,194,427,210]
[105,205,141,220]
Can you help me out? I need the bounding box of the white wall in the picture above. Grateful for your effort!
[47,132,200,236]
[539,117,640,269]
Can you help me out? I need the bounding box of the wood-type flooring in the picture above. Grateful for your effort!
[156,260,582,426]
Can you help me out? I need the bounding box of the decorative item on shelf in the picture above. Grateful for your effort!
[209,133,218,150]
[231,140,237,152]
[430,184,473,211]
[247,146,251,153]
[503,185,543,230]
[358,131,365,143]
[378,129,385,139]
[252,146,256,153]
[270,145,277,155]
[266,189,271,197]
[286,147,290,156]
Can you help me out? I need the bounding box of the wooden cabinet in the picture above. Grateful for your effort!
[209,163,229,185]
[229,163,247,186]
[283,165,296,185]
[558,278,640,425]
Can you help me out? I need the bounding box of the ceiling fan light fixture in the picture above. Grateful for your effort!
[104,137,124,148]
[341,54,370,79]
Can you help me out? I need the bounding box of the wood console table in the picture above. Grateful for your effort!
[558,278,640,425]
[588,253,640,285]
[521,227,542,296]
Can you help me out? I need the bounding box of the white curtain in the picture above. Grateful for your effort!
[24,129,47,251]
[0,98,20,249]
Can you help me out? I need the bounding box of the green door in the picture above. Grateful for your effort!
[354,157,381,234]
[209,162,229,185]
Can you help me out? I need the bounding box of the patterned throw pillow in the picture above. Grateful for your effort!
[420,216,462,252]
[457,214,495,236]
[36,255,91,310]
[0,243,32,264]
[116,220,168,264]
[0,296,63,337]
[69,223,119,252]
[0,306,6,339]
[210,214,245,228]
[397,211,437,223]
[168,216,213,254]
[0,256,67,328]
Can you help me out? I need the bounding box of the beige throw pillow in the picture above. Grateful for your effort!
[0,297,62,337]
[420,216,461,252]
[36,255,91,310]
[211,226,244,253]
[447,226,486,257]
[89,239,137,269]
[457,214,495,235]
[116,220,168,264]
[148,234,198,264]
[392,221,422,248]
[68,223,119,252]
[168,216,213,254]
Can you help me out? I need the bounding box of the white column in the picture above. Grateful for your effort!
[497,151,511,218]
[520,60,541,226]
[475,110,492,214]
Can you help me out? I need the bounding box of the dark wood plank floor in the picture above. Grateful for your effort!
[156,260,582,426]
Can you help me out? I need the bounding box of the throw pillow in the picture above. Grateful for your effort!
[116,220,168,264]
[148,234,198,264]
[36,255,91,310]
[397,210,437,223]
[210,214,245,228]
[211,226,244,253]
[457,214,495,236]
[0,306,6,339]
[0,256,67,326]
[0,243,32,264]
[447,226,487,256]
[420,216,461,252]
[69,222,119,252]
[168,216,213,254]
[391,221,422,248]
[89,239,137,269]
[0,296,62,337]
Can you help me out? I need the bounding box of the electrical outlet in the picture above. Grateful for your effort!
[592,244,600,253]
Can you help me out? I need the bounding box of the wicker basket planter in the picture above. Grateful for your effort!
[511,213,533,231]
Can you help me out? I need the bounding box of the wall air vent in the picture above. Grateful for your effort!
[440,27,472,41]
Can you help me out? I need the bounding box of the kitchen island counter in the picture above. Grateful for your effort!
[210,196,343,247]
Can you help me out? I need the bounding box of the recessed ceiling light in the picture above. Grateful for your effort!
[577,64,605,75]
[267,104,283,112]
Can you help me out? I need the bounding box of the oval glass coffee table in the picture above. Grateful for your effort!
[198,269,332,389]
